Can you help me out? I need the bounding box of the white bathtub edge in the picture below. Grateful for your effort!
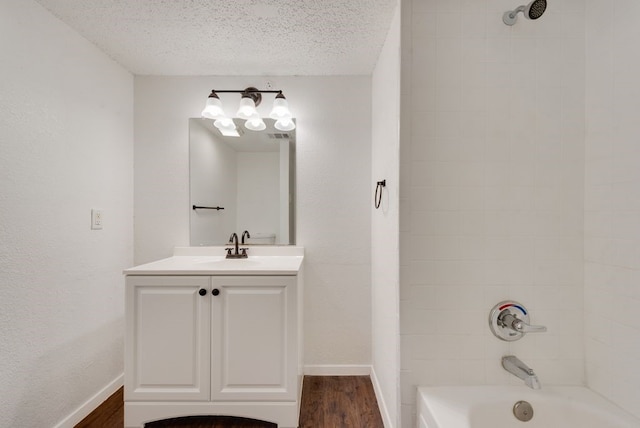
[416,385,640,428]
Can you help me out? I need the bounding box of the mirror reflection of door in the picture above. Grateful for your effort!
[189,118,295,246]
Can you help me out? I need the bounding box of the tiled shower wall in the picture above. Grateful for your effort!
[584,0,640,419]
[399,0,586,424]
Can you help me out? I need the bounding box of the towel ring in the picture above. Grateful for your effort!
[374,180,386,209]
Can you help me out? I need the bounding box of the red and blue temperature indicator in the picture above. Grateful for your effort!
[499,302,527,315]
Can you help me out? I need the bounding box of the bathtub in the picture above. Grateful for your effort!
[417,386,639,428]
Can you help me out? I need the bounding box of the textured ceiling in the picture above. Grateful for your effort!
[34,0,397,75]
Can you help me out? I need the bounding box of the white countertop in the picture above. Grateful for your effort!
[124,246,304,276]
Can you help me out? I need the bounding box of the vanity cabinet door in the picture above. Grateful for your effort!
[125,276,211,401]
[210,275,297,401]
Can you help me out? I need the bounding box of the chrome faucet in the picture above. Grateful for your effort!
[226,233,248,259]
[502,355,541,389]
[489,301,547,341]
[241,230,251,244]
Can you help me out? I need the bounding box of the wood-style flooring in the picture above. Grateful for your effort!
[74,376,384,428]
[298,376,384,428]
[75,387,124,428]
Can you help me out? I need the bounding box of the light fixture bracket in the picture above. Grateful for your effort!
[207,88,284,98]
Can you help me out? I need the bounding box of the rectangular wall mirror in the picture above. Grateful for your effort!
[189,118,296,246]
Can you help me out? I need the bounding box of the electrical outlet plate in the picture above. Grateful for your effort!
[91,209,103,230]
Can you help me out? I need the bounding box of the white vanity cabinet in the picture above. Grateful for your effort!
[123,247,303,428]
[125,276,211,402]
[210,276,297,402]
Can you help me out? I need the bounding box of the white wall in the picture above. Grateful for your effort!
[0,1,133,426]
[134,76,372,368]
[371,3,401,427]
[585,0,640,418]
[189,119,237,245]
[399,0,585,425]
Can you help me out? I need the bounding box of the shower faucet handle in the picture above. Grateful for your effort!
[489,301,547,341]
[500,312,547,334]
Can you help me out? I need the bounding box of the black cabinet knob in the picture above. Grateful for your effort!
[198,288,207,296]
[212,289,220,296]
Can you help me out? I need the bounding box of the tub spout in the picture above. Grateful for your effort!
[525,374,541,390]
[502,355,541,389]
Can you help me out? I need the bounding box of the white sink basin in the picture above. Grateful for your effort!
[193,257,262,268]
[124,247,304,275]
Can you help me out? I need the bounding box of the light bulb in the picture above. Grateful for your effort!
[201,91,225,119]
[245,115,266,131]
[274,117,296,131]
[237,96,257,119]
[269,94,292,119]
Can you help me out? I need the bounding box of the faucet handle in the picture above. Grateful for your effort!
[511,317,547,333]
[489,301,546,341]
[504,313,547,333]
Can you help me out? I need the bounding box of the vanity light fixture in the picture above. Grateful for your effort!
[201,87,295,132]
[236,92,259,119]
[269,92,295,131]
[201,91,225,119]
[202,90,240,136]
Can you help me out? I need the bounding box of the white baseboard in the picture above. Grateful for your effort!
[303,364,372,376]
[53,373,124,428]
[371,366,393,428]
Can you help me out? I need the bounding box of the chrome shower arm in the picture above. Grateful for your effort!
[508,5,526,18]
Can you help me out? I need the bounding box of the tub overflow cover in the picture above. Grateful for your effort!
[513,400,534,422]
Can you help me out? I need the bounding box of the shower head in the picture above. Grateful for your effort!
[503,0,547,26]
